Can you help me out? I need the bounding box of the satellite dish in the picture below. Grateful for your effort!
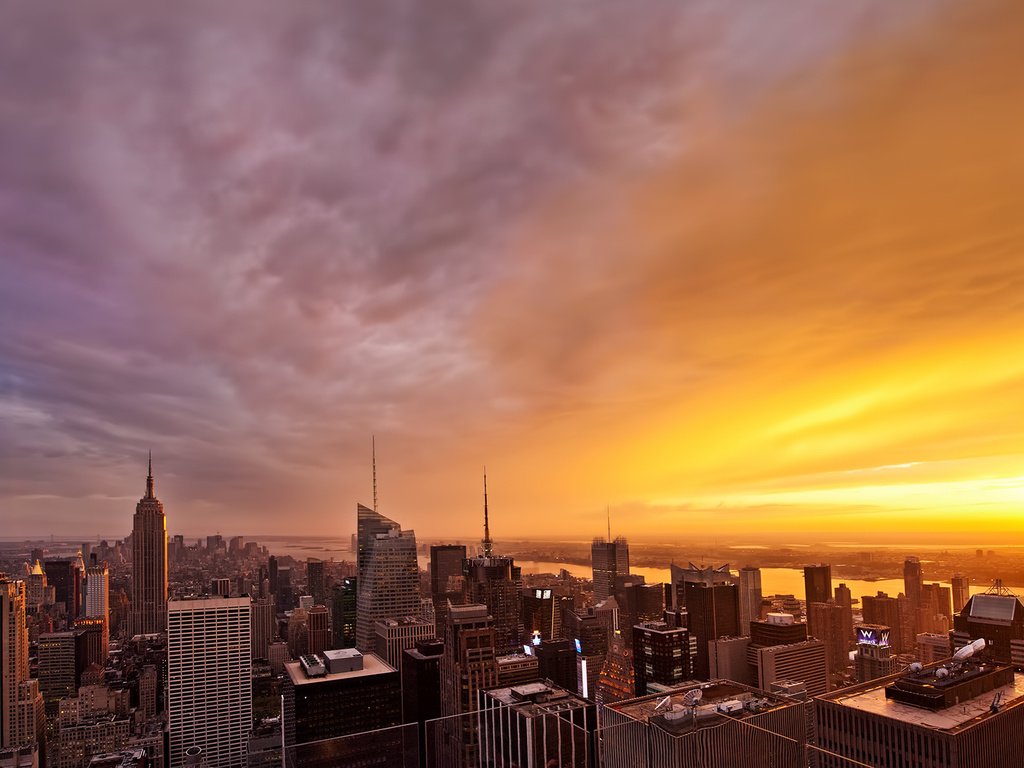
[654,696,671,711]
[910,662,923,672]
[953,637,988,661]
[681,689,703,707]
[936,668,949,678]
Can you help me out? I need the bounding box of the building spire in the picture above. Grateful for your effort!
[607,505,611,541]
[145,451,154,499]
[372,436,378,512]
[482,467,493,557]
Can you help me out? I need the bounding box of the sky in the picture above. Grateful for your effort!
[2,1,1023,543]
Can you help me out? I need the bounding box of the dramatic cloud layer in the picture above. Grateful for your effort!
[2,1,1022,542]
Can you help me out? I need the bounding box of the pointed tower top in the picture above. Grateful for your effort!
[372,436,378,512]
[482,467,493,557]
[145,451,155,499]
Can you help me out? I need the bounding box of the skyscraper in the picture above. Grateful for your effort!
[1,578,44,754]
[738,566,763,632]
[131,455,168,635]
[951,573,970,614]
[463,474,523,654]
[682,580,740,680]
[84,562,110,660]
[803,564,831,637]
[44,558,81,622]
[168,596,252,768]
[430,545,466,596]
[305,559,325,605]
[591,537,629,604]
[331,577,358,649]
[355,506,420,652]
[903,556,923,638]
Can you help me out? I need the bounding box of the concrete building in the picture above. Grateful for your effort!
[951,574,969,614]
[916,632,952,664]
[632,621,694,696]
[600,680,806,768]
[249,597,275,661]
[373,616,434,671]
[816,656,1024,767]
[1,579,43,756]
[802,565,831,637]
[738,567,762,632]
[854,624,898,683]
[167,596,252,768]
[752,640,829,697]
[282,650,404,768]
[682,581,740,681]
[479,682,595,768]
[807,601,848,677]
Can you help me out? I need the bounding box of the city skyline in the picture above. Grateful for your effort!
[3,1,1024,542]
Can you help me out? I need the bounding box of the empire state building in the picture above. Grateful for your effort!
[131,454,168,634]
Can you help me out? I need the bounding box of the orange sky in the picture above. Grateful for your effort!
[3,2,1023,543]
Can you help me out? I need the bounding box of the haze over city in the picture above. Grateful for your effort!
[3,1,1023,543]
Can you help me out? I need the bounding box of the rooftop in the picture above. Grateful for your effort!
[822,667,1024,731]
[607,680,790,727]
[486,682,591,718]
[285,652,395,686]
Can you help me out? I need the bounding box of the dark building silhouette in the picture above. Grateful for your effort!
[533,639,577,693]
[591,537,629,604]
[862,592,907,654]
[283,650,406,768]
[803,564,831,638]
[683,581,740,680]
[632,620,693,696]
[306,559,325,605]
[430,545,466,596]
[43,559,81,622]
[952,585,1024,667]
[402,640,443,768]
[331,577,357,650]
[130,455,167,635]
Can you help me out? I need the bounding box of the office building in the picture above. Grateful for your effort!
[168,596,252,768]
[401,640,443,728]
[833,583,854,647]
[596,634,635,705]
[522,588,558,642]
[751,639,829,697]
[668,563,734,612]
[862,592,906,653]
[373,616,434,671]
[738,566,762,632]
[331,577,357,650]
[478,682,594,768]
[600,680,806,768]
[250,597,275,661]
[591,537,629,604]
[682,581,740,680]
[44,559,82,622]
[429,545,466,596]
[438,604,498,767]
[355,506,420,652]
[210,579,230,598]
[1,579,44,755]
[904,556,923,611]
[562,609,607,700]
[807,601,847,676]
[282,650,405,768]
[305,560,325,605]
[816,656,1024,767]
[951,573,970,613]
[802,564,831,637]
[82,564,110,661]
[853,624,898,683]
[916,632,951,664]
[750,613,807,648]
[951,585,1024,667]
[131,457,168,636]
[708,636,755,686]
[306,605,330,656]
[632,621,694,696]
[38,631,88,706]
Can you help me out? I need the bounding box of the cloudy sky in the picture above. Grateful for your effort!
[2,1,1023,543]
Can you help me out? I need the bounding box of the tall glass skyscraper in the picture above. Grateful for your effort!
[591,537,630,603]
[355,505,420,651]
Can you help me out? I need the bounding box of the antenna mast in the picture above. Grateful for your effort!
[372,436,378,512]
[482,467,493,557]
[607,505,611,541]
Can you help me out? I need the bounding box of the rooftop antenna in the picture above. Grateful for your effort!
[372,436,378,513]
[607,505,611,541]
[145,450,154,499]
[482,467,493,557]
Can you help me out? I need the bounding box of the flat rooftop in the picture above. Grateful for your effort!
[824,671,1024,732]
[486,683,591,718]
[607,680,789,725]
[284,652,395,686]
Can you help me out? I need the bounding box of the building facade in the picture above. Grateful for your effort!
[131,458,168,636]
